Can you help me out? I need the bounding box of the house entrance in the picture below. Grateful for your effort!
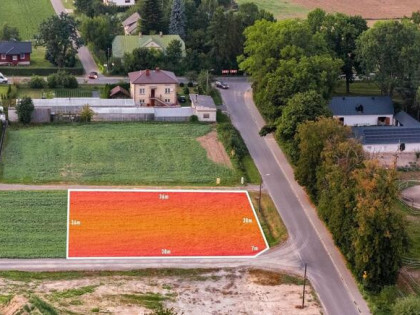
[150,88,156,106]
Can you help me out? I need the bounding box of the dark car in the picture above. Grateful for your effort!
[177,95,187,103]
[88,71,98,79]
[215,81,229,89]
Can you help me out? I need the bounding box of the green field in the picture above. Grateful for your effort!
[0,0,55,40]
[0,191,67,258]
[0,123,237,185]
[61,0,75,10]
[236,0,308,20]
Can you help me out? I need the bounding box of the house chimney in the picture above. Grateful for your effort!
[159,31,163,37]
[156,67,160,72]
[146,69,150,76]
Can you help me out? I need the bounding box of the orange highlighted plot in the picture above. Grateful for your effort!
[67,190,268,258]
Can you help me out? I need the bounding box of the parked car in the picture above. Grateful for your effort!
[177,95,187,103]
[88,71,98,79]
[0,73,8,84]
[215,81,229,89]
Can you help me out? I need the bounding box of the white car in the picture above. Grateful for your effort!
[0,73,8,84]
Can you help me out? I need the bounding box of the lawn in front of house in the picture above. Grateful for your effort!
[0,0,55,40]
[0,123,238,185]
[235,0,308,20]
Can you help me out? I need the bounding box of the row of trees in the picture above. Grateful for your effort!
[240,9,420,123]
[295,118,408,291]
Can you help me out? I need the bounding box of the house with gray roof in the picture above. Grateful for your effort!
[122,12,141,35]
[329,96,394,126]
[0,41,32,66]
[112,34,185,58]
[190,94,216,122]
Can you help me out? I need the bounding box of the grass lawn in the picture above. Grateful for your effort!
[0,0,55,40]
[17,86,98,99]
[0,191,67,258]
[61,0,75,10]
[0,123,238,185]
[236,0,308,20]
[0,86,8,98]
[395,200,420,265]
[249,192,287,247]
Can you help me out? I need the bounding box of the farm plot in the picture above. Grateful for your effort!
[68,190,268,258]
[0,123,237,185]
[0,0,55,40]
[0,191,67,258]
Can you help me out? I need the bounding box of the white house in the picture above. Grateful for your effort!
[329,96,394,126]
[103,0,135,6]
[190,94,217,122]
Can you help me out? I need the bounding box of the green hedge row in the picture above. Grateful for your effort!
[0,67,84,76]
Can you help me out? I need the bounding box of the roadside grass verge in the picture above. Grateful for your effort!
[119,293,170,310]
[0,191,67,258]
[29,295,59,315]
[249,192,288,247]
[0,0,55,40]
[0,123,238,185]
[49,286,97,301]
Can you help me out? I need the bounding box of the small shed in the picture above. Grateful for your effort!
[190,94,217,122]
[109,86,131,99]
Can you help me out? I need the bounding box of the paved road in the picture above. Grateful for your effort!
[49,0,99,76]
[219,78,370,315]
[401,185,420,209]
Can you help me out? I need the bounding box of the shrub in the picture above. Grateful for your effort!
[47,72,78,89]
[183,86,189,95]
[16,97,34,124]
[179,82,184,87]
[392,296,420,315]
[29,76,47,89]
[189,115,198,122]
[79,105,94,122]
[47,73,59,88]
[187,81,194,87]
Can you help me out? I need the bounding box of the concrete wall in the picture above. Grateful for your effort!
[131,83,177,106]
[194,109,216,122]
[8,108,50,123]
[364,143,420,153]
[335,114,394,126]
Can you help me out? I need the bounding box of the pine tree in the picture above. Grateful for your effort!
[141,0,164,34]
[169,0,186,38]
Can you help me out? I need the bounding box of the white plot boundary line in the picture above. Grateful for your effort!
[66,189,270,260]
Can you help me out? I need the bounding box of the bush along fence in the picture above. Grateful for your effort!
[0,120,7,161]
[0,67,84,76]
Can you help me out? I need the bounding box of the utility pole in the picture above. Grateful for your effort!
[258,179,262,212]
[302,263,307,309]
[107,47,110,74]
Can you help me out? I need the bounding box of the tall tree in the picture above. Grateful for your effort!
[35,13,82,67]
[0,23,20,41]
[123,48,163,72]
[165,39,184,73]
[294,118,350,199]
[352,161,408,290]
[356,20,420,96]
[308,10,367,93]
[80,15,120,52]
[141,0,164,34]
[169,0,186,38]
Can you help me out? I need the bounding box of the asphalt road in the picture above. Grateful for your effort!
[49,0,99,75]
[219,78,370,315]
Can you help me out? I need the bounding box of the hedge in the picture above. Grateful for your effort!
[0,67,84,76]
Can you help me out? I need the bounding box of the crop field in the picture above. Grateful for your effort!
[0,0,55,40]
[0,123,237,185]
[68,190,268,258]
[0,191,67,258]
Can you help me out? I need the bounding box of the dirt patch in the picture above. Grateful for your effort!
[0,268,321,315]
[291,0,419,19]
[1,295,28,315]
[197,130,233,168]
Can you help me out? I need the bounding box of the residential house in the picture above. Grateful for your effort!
[329,96,394,126]
[122,12,141,35]
[128,68,178,106]
[112,34,186,58]
[190,94,217,122]
[103,0,135,6]
[0,41,32,66]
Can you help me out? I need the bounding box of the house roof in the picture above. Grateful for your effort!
[112,35,185,58]
[109,85,131,98]
[0,41,32,55]
[394,111,420,127]
[122,12,141,27]
[329,96,394,116]
[128,69,178,84]
[353,126,420,144]
[190,94,216,110]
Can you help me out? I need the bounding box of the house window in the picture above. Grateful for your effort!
[20,54,25,60]
[139,99,145,104]
[125,0,130,2]
[0,54,6,60]
[164,88,171,94]
[139,88,145,95]
[165,99,171,103]
[203,113,210,119]
[12,55,17,61]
